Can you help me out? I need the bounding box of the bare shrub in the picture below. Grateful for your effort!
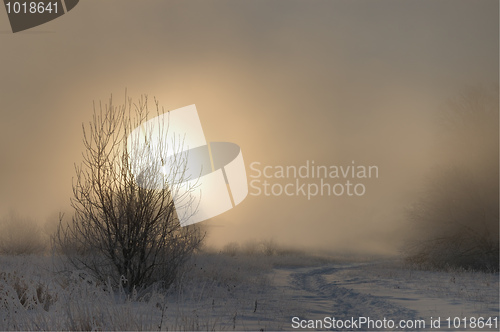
[53,94,204,292]
[405,167,499,271]
[222,242,240,256]
[223,239,305,257]
[404,86,499,271]
[0,211,46,255]
[260,239,279,256]
[241,240,260,255]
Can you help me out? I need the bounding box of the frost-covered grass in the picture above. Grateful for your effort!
[0,255,157,330]
[0,249,331,331]
[1,252,497,330]
[371,260,499,305]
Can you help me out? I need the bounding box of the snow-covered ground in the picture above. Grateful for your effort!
[272,261,499,330]
[0,253,498,330]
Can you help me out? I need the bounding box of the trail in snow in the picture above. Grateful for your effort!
[274,264,418,326]
[271,261,499,330]
[1,255,496,330]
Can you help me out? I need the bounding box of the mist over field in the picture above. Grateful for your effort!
[0,0,498,257]
[0,1,498,329]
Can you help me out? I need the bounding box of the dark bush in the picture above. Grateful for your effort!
[404,86,499,272]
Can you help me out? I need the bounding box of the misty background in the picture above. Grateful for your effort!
[0,0,498,255]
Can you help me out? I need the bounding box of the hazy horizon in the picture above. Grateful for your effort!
[0,0,498,255]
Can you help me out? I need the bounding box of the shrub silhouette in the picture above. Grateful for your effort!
[54,94,204,292]
[404,86,499,271]
[0,212,46,255]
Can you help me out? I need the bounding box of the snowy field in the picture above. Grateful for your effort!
[0,252,498,331]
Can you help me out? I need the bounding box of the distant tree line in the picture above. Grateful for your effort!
[404,86,499,271]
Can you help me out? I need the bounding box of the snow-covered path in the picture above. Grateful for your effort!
[271,262,499,330]
[1,255,496,330]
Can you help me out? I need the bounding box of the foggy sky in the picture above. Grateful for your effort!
[0,0,498,254]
